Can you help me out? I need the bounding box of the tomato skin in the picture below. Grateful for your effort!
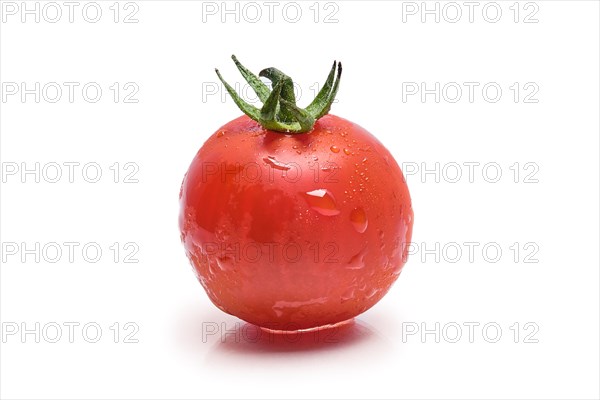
[179,114,413,330]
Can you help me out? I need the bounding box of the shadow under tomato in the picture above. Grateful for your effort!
[175,302,396,371]
[214,318,375,354]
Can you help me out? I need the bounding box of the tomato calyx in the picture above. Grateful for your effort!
[215,55,342,134]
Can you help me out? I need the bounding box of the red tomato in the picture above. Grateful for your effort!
[179,57,413,330]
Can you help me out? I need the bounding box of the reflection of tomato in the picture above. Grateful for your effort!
[179,57,413,330]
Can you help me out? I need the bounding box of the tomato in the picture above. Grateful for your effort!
[179,57,413,330]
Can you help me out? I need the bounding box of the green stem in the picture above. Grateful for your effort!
[215,55,342,134]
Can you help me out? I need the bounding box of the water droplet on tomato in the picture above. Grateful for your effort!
[341,287,356,303]
[263,156,291,171]
[381,255,391,270]
[330,145,340,153]
[350,207,368,233]
[179,172,187,199]
[273,308,284,317]
[347,248,367,269]
[216,256,233,272]
[343,148,351,155]
[216,130,225,138]
[378,230,385,250]
[207,262,217,276]
[302,189,340,216]
[215,225,230,241]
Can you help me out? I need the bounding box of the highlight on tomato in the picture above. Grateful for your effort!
[179,55,413,331]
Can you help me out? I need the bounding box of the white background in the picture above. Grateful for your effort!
[1,1,599,399]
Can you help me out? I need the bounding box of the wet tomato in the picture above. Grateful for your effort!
[179,57,413,330]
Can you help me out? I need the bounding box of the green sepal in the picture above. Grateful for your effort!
[231,55,271,104]
[215,68,261,122]
[215,55,342,133]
